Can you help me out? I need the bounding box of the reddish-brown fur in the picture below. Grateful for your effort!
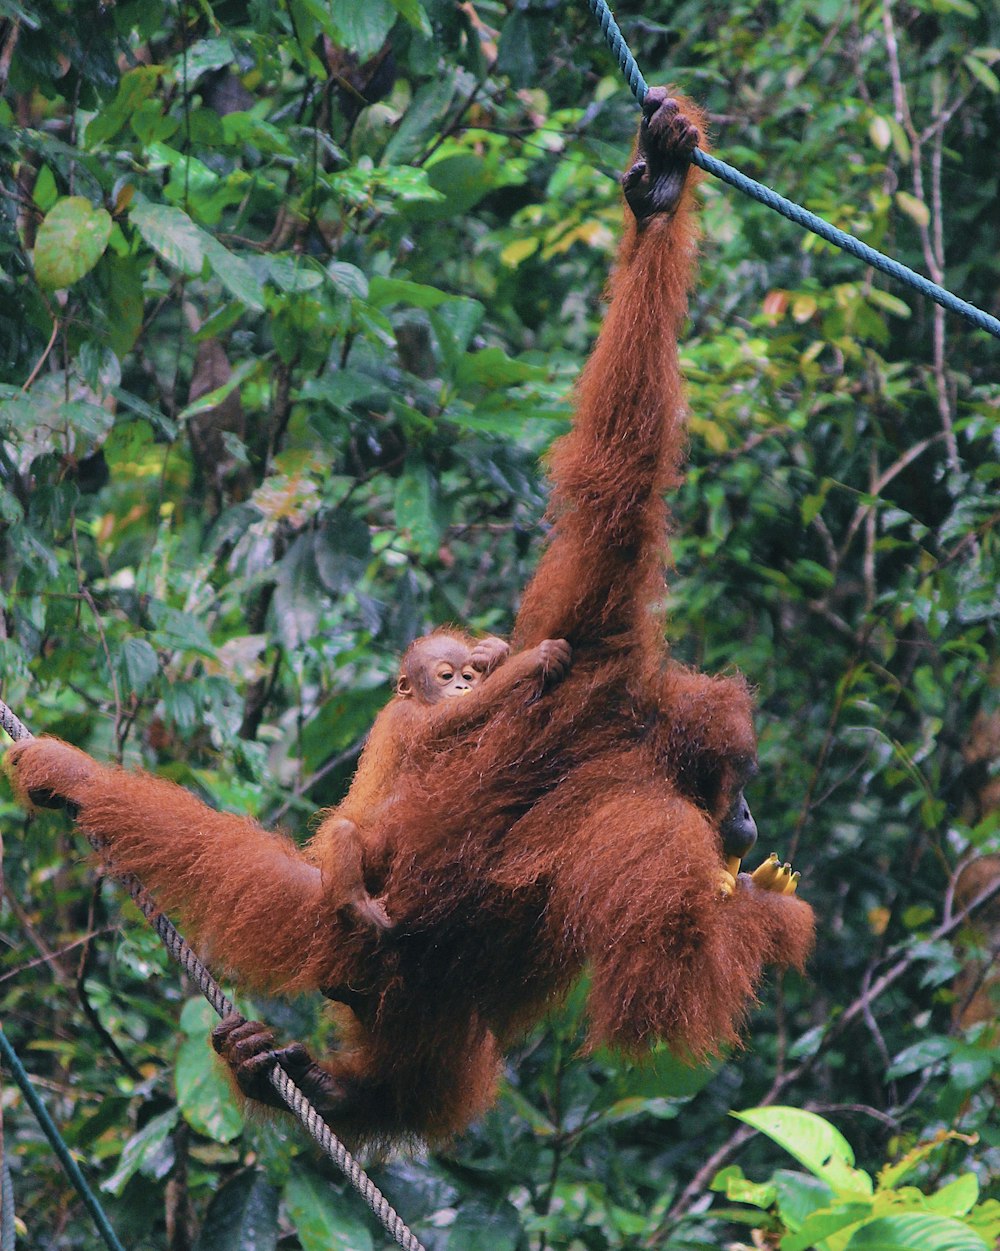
[308,629,562,917]
[7,93,814,1150]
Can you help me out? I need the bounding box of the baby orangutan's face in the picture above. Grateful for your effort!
[397,636,480,703]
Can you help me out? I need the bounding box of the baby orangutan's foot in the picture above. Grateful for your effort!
[346,891,393,933]
[211,1014,352,1115]
[749,853,801,895]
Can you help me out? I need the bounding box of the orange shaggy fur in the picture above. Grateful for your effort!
[8,94,814,1150]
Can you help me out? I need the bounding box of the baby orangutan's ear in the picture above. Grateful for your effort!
[396,672,412,697]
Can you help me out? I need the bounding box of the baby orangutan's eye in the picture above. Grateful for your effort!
[462,669,476,683]
[438,669,454,683]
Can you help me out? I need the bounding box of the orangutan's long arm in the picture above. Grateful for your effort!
[514,91,706,655]
[549,776,814,1058]
[5,738,358,996]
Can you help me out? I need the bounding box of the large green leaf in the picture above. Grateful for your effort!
[323,0,396,59]
[284,1171,374,1251]
[201,235,266,311]
[734,1108,873,1195]
[394,461,441,557]
[33,196,112,289]
[101,1108,178,1196]
[130,199,205,275]
[845,1214,989,1251]
[193,1171,279,1251]
[175,1033,244,1142]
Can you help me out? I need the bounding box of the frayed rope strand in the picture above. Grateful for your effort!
[0,700,426,1251]
[586,0,1000,341]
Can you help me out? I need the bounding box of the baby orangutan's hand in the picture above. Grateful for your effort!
[468,636,510,676]
[534,638,572,684]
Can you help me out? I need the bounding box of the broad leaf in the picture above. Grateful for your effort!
[845,1214,988,1251]
[284,1172,374,1251]
[130,199,205,276]
[33,197,112,289]
[194,1172,279,1251]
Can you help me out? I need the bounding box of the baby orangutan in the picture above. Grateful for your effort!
[312,631,568,932]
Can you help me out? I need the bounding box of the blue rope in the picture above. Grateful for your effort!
[1,1155,13,1251]
[0,1028,126,1251]
[586,0,1000,341]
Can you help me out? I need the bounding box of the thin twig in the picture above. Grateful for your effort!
[21,315,60,391]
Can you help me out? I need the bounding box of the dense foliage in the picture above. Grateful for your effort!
[1,0,998,1247]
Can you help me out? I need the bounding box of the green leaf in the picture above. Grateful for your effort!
[782,1205,873,1251]
[283,1171,374,1251]
[368,275,451,310]
[33,197,112,289]
[869,115,892,151]
[177,358,257,422]
[175,1028,244,1143]
[448,1198,521,1250]
[327,260,369,300]
[59,401,116,440]
[734,1107,873,1194]
[201,235,266,311]
[382,77,456,165]
[964,53,1000,93]
[407,152,493,220]
[105,255,146,357]
[327,0,396,59]
[273,533,323,650]
[431,297,485,364]
[193,1171,279,1251]
[300,372,385,410]
[148,602,215,655]
[314,512,371,593]
[262,255,324,292]
[120,637,159,694]
[895,191,930,228]
[86,65,162,144]
[455,346,547,388]
[183,37,237,83]
[388,0,431,35]
[130,199,205,276]
[101,1108,178,1196]
[947,1042,994,1091]
[886,1037,952,1080]
[725,1175,778,1208]
[879,1131,978,1190]
[867,288,912,318]
[394,460,441,556]
[845,1214,988,1251]
[598,1095,680,1125]
[923,1173,979,1218]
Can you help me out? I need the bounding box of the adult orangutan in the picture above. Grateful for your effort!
[7,90,813,1149]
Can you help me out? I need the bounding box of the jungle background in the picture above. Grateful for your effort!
[1,0,999,1248]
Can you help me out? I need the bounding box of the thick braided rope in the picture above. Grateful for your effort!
[0,701,426,1251]
[587,0,1000,340]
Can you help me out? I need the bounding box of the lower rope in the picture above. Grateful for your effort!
[0,701,426,1251]
[586,0,1000,341]
[0,1028,126,1251]
[1,1152,13,1251]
